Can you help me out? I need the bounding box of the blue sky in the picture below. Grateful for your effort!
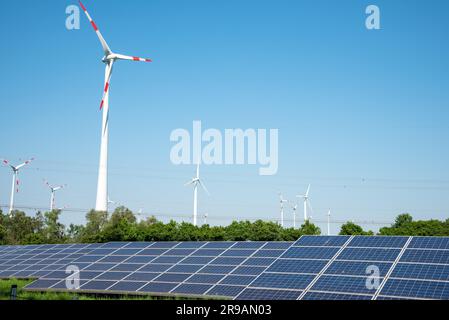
[0,0,448,233]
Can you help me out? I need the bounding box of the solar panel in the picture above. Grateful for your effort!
[2,236,446,300]
[400,249,449,264]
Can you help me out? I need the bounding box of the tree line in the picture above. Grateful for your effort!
[0,208,448,245]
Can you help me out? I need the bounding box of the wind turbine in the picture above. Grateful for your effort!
[327,209,331,235]
[44,180,66,211]
[290,200,298,228]
[296,184,313,222]
[203,213,208,225]
[185,162,209,226]
[1,158,34,214]
[79,1,152,212]
[278,193,288,227]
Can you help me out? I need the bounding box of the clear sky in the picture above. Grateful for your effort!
[0,0,448,233]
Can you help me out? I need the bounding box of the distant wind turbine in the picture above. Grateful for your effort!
[278,193,288,227]
[327,209,331,235]
[44,179,66,211]
[79,1,152,212]
[1,158,34,214]
[296,184,313,222]
[290,200,298,228]
[185,161,209,226]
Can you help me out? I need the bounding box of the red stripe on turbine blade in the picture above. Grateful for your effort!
[79,1,87,11]
[104,82,109,92]
[145,59,152,62]
[91,21,98,31]
[133,57,140,61]
[100,100,104,110]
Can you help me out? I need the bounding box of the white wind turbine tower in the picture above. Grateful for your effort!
[278,193,288,227]
[44,180,66,211]
[290,200,298,228]
[296,184,313,222]
[185,162,209,226]
[1,158,34,214]
[79,1,152,212]
[327,209,331,236]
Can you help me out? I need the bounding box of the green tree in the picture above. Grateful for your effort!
[299,221,321,235]
[79,210,108,242]
[339,222,373,235]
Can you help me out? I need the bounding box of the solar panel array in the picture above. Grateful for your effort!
[236,236,449,300]
[0,243,104,279]
[22,241,292,299]
[1,236,449,300]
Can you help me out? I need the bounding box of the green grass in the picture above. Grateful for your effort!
[0,279,184,300]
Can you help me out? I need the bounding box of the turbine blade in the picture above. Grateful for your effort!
[198,180,210,196]
[100,61,114,110]
[115,53,152,63]
[15,158,34,170]
[307,200,314,216]
[184,179,195,186]
[305,184,311,197]
[79,1,112,55]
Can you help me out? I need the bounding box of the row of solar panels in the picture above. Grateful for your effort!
[1,236,449,300]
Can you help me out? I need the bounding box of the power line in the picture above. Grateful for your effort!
[0,204,393,226]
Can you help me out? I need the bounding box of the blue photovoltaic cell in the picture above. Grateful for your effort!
[124,272,159,282]
[294,236,350,247]
[168,264,204,273]
[220,275,255,286]
[186,274,225,284]
[123,242,153,249]
[164,249,196,256]
[84,263,116,271]
[311,275,382,295]
[151,256,184,264]
[348,236,409,248]
[198,265,236,274]
[251,273,315,290]
[400,249,449,264]
[203,242,235,249]
[242,258,276,267]
[211,257,246,265]
[100,242,128,248]
[302,292,373,300]
[380,279,449,299]
[232,242,266,249]
[109,281,146,292]
[149,242,178,249]
[154,273,191,283]
[263,242,293,250]
[181,256,215,265]
[139,264,172,272]
[139,249,167,256]
[325,261,392,277]
[232,266,266,276]
[90,249,117,255]
[175,242,207,249]
[172,283,213,295]
[337,248,401,262]
[408,237,449,250]
[95,271,132,281]
[81,280,116,290]
[191,249,225,256]
[124,256,156,264]
[139,282,178,293]
[221,250,256,257]
[98,256,129,263]
[268,259,328,274]
[109,263,144,272]
[25,279,61,289]
[391,263,449,281]
[113,249,142,255]
[237,288,302,300]
[282,247,339,260]
[253,250,284,258]
[207,285,245,297]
